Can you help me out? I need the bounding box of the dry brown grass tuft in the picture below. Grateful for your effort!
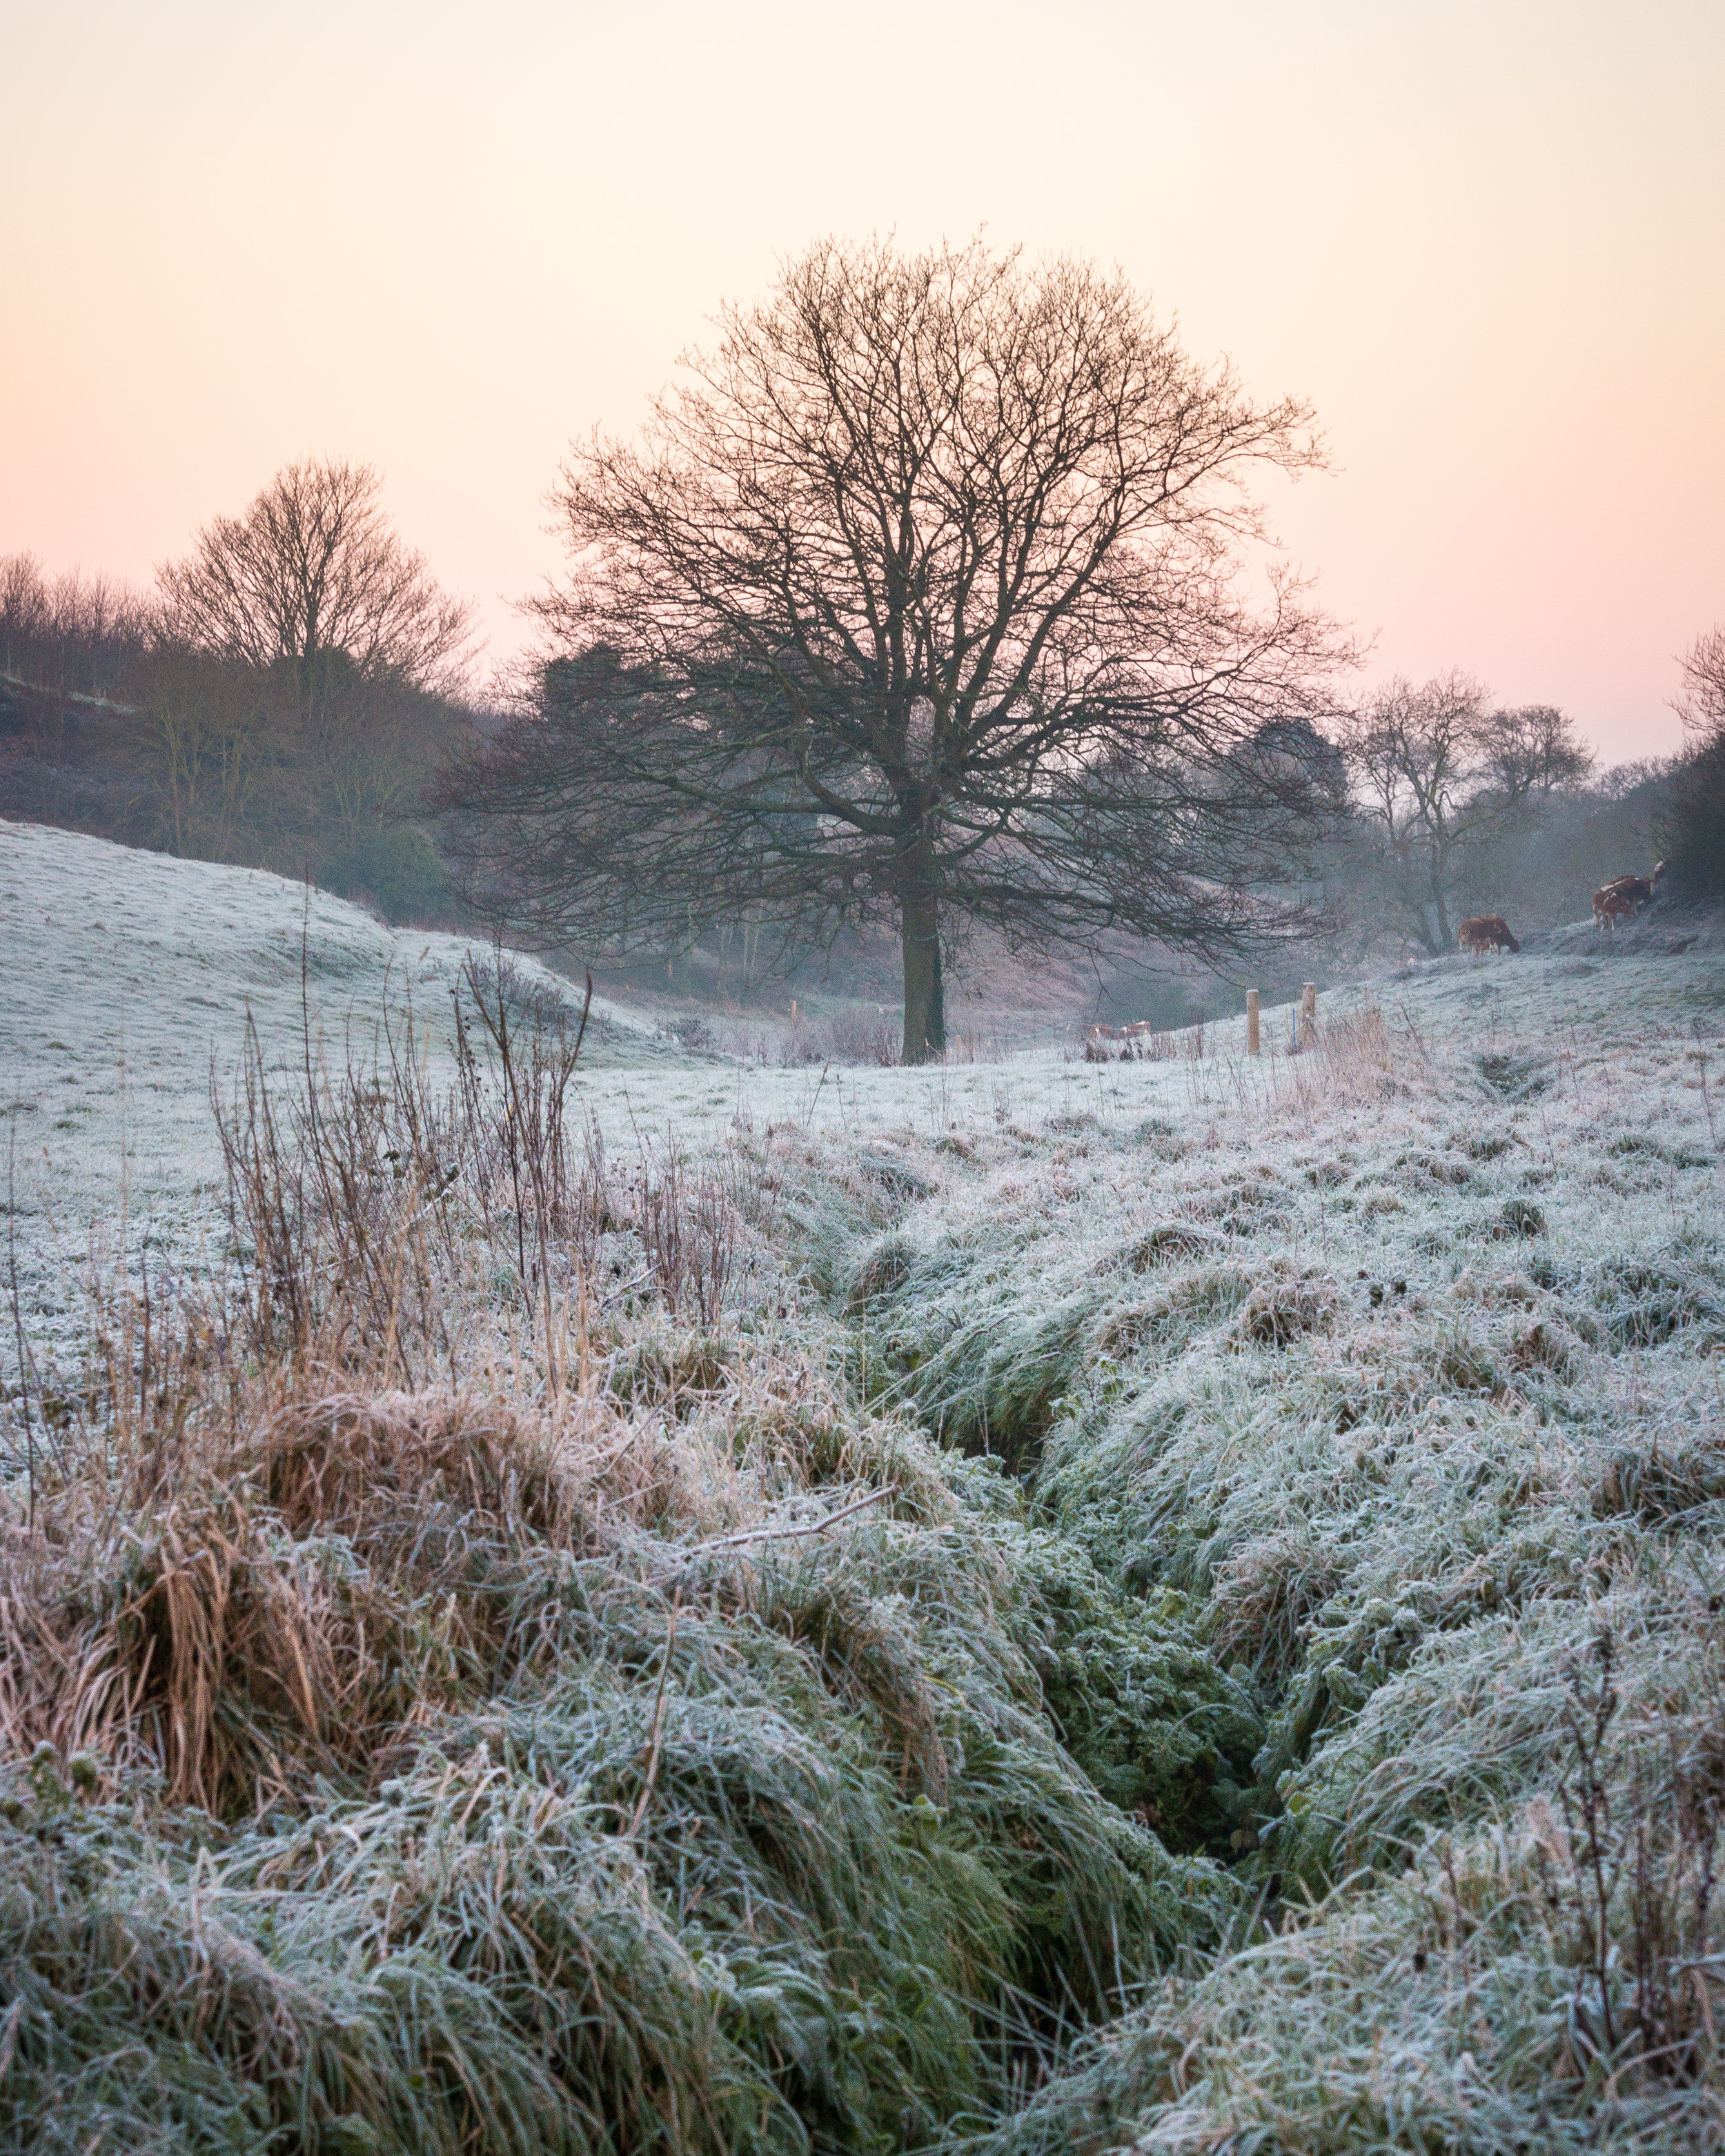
[0,1378,724,1814]
[1234,1269,1341,1347]
[257,1390,578,1545]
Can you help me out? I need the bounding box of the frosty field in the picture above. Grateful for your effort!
[7,818,1718,1312]
[3,817,1725,2155]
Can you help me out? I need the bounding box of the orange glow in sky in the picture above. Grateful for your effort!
[3,0,1721,761]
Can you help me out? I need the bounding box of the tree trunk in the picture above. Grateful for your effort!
[899,882,946,1064]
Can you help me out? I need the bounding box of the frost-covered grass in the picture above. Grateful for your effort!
[6,820,1725,2150]
[758,960,1725,2148]
[0,1365,1216,2155]
[8,822,1719,1294]
[0,898,1230,2155]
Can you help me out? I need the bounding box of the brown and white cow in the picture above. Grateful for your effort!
[1458,915,1520,954]
[1593,876,1651,931]
[1592,860,1668,932]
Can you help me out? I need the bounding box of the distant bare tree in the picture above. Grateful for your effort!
[295,664,460,854]
[1665,625,1725,898]
[1337,673,1593,953]
[442,237,1348,1062]
[157,458,475,702]
[135,655,272,858]
[1674,625,1725,748]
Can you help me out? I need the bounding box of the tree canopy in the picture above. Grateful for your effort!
[444,237,1349,1059]
[1665,624,1725,898]
[157,457,475,700]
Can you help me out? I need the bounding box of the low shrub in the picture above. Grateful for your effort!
[1234,1270,1339,1348]
[1492,1196,1547,1238]
[845,1233,917,1311]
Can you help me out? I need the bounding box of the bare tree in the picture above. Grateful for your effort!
[1664,625,1725,898]
[294,664,461,854]
[135,655,271,857]
[157,458,475,702]
[1674,625,1725,748]
[1337,673,1593,953]
[442,237,1347,1062]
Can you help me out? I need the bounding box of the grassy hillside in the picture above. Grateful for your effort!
[3,820,1724,2150]
[0,821,692,1370]
[820,933,1725,2150]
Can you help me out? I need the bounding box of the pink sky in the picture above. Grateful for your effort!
[4,0,1721,762]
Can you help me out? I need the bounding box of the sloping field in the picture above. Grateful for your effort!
[8,819,1718,1296]
[2,818,1725,2152]
[1,817,671,1208]
[1,821,701,1365]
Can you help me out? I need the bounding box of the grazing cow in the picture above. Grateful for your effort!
[1593,875,1653,931]
[1459,915,1520,954]
[1592,860,1668,931]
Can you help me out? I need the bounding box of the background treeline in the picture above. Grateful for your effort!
[3,451,1720,1005]
[0,461,476,922]
[1107,669,1714,1030]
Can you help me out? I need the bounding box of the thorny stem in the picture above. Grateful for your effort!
[1559,1630,1622,2057]
[6,1115,36,1528]
[1693,1024,1720,1164]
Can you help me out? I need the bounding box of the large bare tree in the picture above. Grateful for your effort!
[1337,673,1592,953]
[157,457,474,701]
[444,239,1347,1060]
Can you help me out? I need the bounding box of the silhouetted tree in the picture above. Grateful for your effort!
[1665,625,1725,898]
[442,237,1347,1061]
[157,457,474,704]
[132,653,273,858]
[1337,673,1592,953]
[0,553,150,696]
[1675,626,1725,746]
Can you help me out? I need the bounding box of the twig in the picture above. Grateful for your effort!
[600,1267,654,1313]
[670,1483,899,1564]
[6,1115,36,1525]
[571,969,594,1065]
[627,1588,680,1837]
[802,1060,832,1131]
[1693,1023,1721,1163]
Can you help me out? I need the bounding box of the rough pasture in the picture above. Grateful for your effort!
[2,820,1724,2153]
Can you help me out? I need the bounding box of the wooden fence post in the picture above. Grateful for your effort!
[1246,989,1260,1055]
[1300,982,1317,1049]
